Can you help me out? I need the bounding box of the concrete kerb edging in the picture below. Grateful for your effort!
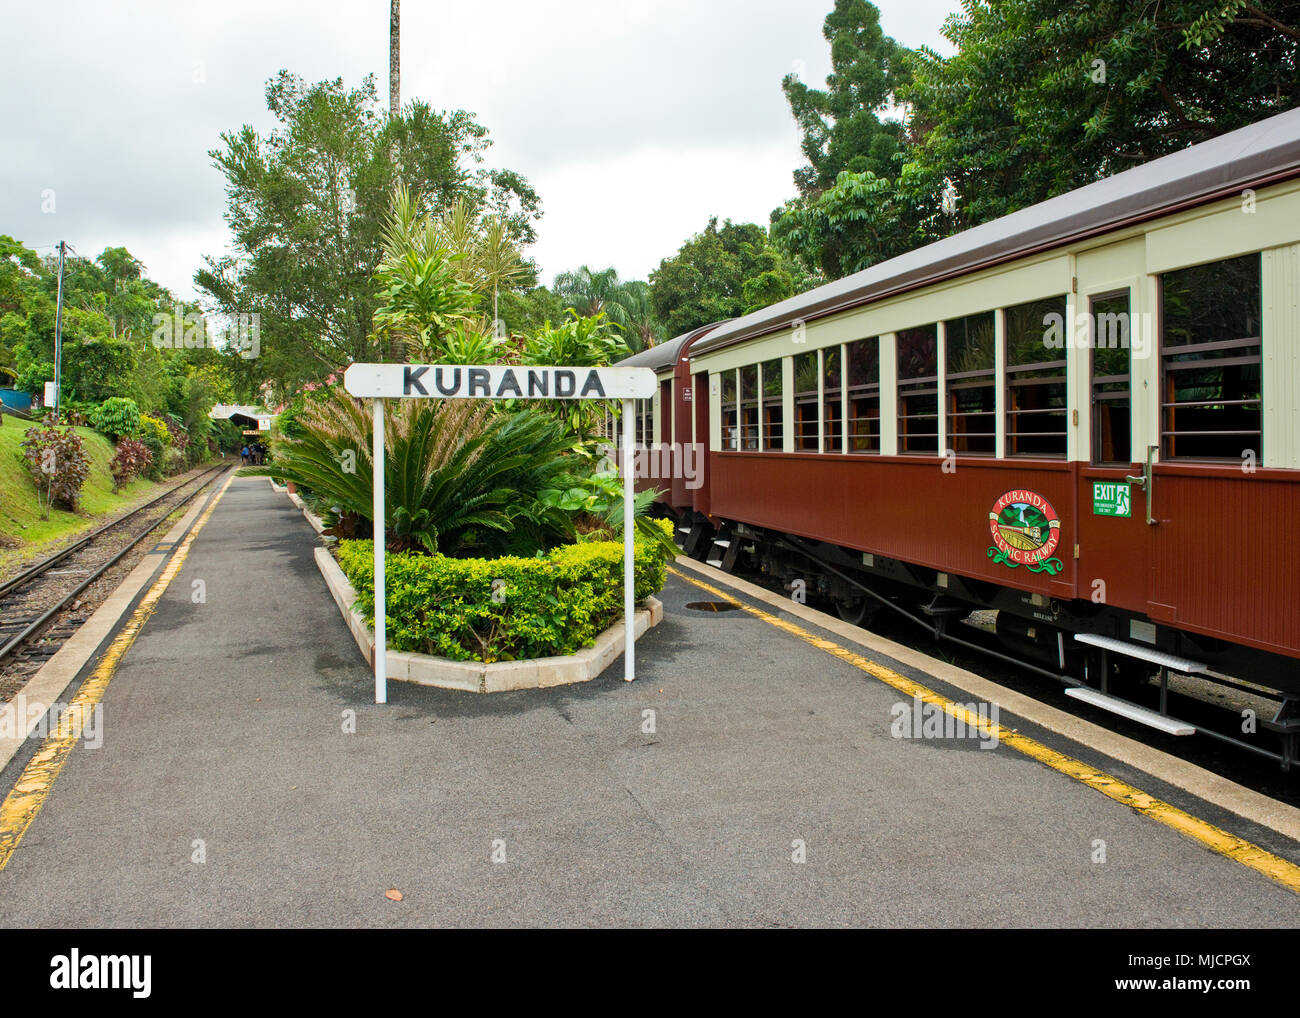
[0,477,219,775]
[671,555,1300,845]
[314,545,662,693]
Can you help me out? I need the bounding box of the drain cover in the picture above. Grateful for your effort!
[686,600,740,613]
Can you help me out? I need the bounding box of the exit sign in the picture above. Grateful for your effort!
[1092,482,1131,517]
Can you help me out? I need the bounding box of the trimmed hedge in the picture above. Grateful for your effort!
[335,519,672,663]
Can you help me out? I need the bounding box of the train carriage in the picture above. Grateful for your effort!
[623,106,1300,761]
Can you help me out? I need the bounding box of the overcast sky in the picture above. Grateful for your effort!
[1,0,958,302]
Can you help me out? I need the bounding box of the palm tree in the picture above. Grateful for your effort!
[552,266,664,352]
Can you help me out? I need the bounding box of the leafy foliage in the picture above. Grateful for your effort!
[552,266,664,351]
[781,0,910,198]
[109,438,152,492]
[89,397,142,440]
[197,71,540,400]
[771,0,1300,279]
[20,425,90,516]
[336,526,670,662]
[649,218,811,335]
[538,470,677,559]
[250,388,577,557]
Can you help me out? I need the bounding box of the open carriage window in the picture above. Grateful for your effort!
[846,337,880,454]
[823,347,843,453]
[720,370,738,450]
[1005,296,1067,457]
[945,312,995,455]
[761,358,783,452]
[1160,253,1262,462]
[897,325,939,455]
[794,351,819,451]
[739,365,759,450]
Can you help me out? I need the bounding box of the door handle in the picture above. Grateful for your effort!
[1124,446,1157,525]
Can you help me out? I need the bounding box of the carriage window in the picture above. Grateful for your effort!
[762,358,783,452]
[794,351,819,450]
[642,398,655,445]
[897,325,939,455]
[1005,296,1067,457]
[1160,253,1262,461]
[720,371,738,450]
[945,311,995,455]
[823,347,842,453]
[739,365,759,451]
[1091,291,1132,465]
[847,337,880,453]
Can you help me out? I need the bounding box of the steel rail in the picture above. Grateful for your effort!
[0,464,232,666]
[0,463,228,601]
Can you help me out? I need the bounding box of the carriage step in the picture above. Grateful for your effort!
[1073,633,1206,674]
[1064,686,1196,736]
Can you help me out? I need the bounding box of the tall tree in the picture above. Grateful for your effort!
[648,219,809,336]
[552,266,664,351]
[773,0,1300,281]
[197,71,540,401]
[903,0,1300,226]
[782,0,910,199]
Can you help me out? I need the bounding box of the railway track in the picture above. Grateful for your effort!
[0,462,231,692]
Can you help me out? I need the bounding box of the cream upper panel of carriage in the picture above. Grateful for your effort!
[694,175,1300,468]
[691,252,1071,374]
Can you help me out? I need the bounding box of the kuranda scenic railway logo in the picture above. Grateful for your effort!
[987,489,1064,576]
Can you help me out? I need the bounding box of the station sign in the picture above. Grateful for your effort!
[343,363,655,400]
[1092,482,1131,517]
[342,362,653,706]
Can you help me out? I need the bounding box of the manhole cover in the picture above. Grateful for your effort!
[686,600,741,613]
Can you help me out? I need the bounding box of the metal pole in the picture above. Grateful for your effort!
[373,399,387,704]
[53,241,65,422]
[622,397,635,682]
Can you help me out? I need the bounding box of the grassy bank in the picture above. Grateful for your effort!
[0,416,159,563]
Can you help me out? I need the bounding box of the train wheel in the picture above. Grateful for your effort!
[834,595,881,627]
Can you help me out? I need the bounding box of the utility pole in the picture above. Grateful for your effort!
[53,240,66,422]
[389,0,400,118]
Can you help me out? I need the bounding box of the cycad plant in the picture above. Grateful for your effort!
[250,388,576,556]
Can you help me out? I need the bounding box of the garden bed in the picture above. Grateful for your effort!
[315,544,663,692]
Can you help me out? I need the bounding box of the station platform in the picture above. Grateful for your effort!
[0,475,1298,927]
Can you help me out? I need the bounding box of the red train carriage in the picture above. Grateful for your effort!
[621,106,1300,765]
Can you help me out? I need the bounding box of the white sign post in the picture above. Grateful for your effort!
[344,363,657,705]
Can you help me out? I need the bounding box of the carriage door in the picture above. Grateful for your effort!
[1081,286,1151,621]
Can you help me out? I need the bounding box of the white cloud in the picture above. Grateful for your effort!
[0,0,958,300]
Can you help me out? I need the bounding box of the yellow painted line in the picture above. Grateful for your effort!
[668,565,1300,895]
[0,472,236,873]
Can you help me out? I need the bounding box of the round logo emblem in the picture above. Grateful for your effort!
[987,489,1063,575]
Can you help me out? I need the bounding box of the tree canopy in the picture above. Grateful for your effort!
[771,0,1300,281]
[648,218,810,337]
[196,70,541,401]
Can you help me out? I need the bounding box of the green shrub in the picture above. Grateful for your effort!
[89,397,141,440]
[163,446,187,475]
[251,389,577,556]
[138,413,171,447]
[336,520,672,663]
